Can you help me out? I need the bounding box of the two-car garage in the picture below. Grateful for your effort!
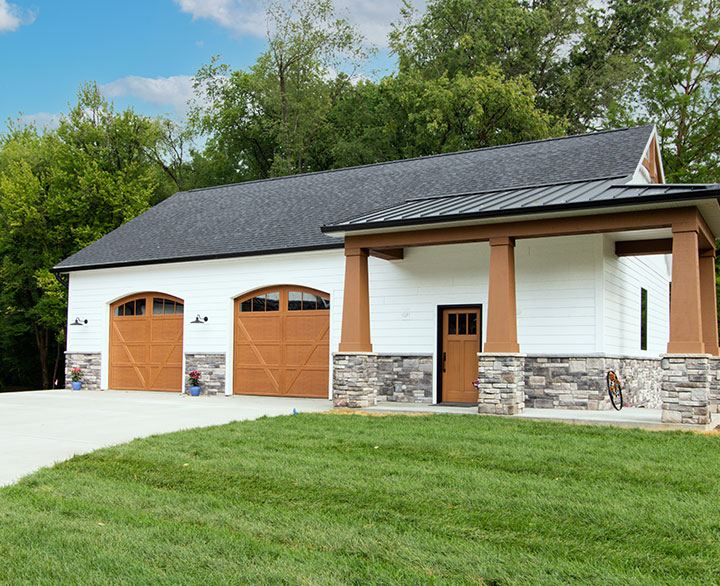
[108,287,330,397]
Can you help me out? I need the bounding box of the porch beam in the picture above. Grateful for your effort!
[338,247,373,353]
[615,238,673,257]
[369,248,404,261]
[347,207,715,252]
[700,249,719,356]
[667,227,705,354]
[484,237,520,353]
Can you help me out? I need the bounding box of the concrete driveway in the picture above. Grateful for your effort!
[0,389,331,487]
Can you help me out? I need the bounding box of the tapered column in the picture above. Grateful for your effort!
[484,236,520,353]
[338,247,373,352]
[668,228,704,353]
[700,249,719,356]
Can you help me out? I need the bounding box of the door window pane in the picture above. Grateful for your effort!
[136,299,146,316]
[448,313,457,335]
[317,296,330,310]
[240,298,252,312]
[124,301,135,316]
[175,303,184,315]
[288,291,302,311]
[164,301,175,315]
[115,305,124,316]
[266,292,280,311]
[468,312,477,335]
[153,298,164,315]
[302,292,317,310]
[252,295,266,311]
[459,313,467,335]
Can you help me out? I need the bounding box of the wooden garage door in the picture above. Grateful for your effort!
[234,286,330,398]
[110,293,184,392]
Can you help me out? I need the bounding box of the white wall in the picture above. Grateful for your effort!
[66,233,670,399]
[67,249,346,394]
[602,236,670,357]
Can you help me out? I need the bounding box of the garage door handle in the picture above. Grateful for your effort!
[442,352,446,373]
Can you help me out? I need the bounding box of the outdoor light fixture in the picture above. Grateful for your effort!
[191,314,208,324]
[70,317,88,326]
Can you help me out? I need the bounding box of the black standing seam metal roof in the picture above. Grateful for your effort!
[321,180,720,232]
[54,125,656,272]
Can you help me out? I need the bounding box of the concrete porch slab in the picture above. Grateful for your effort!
[362,402,720,431]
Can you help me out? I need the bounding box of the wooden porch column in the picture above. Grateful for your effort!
[484,236,520,353]
[700,249,719,356]
[338,247,373,352]
[668,227,705,354]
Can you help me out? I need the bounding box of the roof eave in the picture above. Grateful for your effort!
[51,243,345,274]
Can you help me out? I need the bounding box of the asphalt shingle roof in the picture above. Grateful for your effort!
[55,125,654,272]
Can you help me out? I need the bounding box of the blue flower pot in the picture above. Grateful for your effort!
[189,386,201,396]
[71,381,82,390]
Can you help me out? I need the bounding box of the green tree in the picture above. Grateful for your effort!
[390,0,668,133]
[191,0,370,183]
[0,83,159,389]
[329,69,564,167]
[614,0,720,182]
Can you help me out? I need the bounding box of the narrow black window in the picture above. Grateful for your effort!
[641,288,648,351]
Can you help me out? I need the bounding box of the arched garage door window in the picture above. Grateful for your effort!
[110,292,184,392]
[234,286,330,398]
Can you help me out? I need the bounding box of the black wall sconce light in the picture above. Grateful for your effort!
[191,314,208,324]
[70,317,88,326]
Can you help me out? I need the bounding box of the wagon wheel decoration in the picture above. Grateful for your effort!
[606,370,623,411]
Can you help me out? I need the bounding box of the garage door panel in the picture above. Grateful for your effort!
[149,344,181,364]
[286,369,328,398]
[234,286,329,398]
[239,318,282,340]
[285,343,329,366]
[285,316,327,340]
[112,365,147,389]
[114,321,150,342]
[150,320,183,342]
[110,294,183,392]
[236,368,281,395]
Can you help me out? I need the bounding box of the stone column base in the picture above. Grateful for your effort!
[477,353,525,415]
[333,353,378,408]
[661,354,711,425]
[184,353,226,395]
[65,352,101,390]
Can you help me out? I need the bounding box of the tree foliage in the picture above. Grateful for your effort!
[0,84,160,389]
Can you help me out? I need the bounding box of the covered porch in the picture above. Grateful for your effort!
[324,182,720,426]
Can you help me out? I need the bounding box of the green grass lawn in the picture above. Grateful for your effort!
[2,413,720,585]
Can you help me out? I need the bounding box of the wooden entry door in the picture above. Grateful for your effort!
[441,307,482,403]
[110,293,184,391]
[234,286,330,398]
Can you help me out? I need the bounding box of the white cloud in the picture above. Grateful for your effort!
[173,0,425,47]
[100,75,195,115]
[0,0,36,33]
[18,111,62,129]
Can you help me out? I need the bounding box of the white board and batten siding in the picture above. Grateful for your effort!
[602,236,670,356]
[66,249,346,395]
[66,234,671,399]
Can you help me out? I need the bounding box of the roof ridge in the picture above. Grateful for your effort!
[181,125,654,195]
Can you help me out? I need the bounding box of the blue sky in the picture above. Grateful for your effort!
[0,0,412,131]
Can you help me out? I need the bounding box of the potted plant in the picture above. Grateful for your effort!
[70,368,83,390]
[188,370,201,396]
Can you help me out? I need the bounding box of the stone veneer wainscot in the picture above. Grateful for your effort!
[376,354,433,403]
[184,353,226,395]
[65,352,101,390]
